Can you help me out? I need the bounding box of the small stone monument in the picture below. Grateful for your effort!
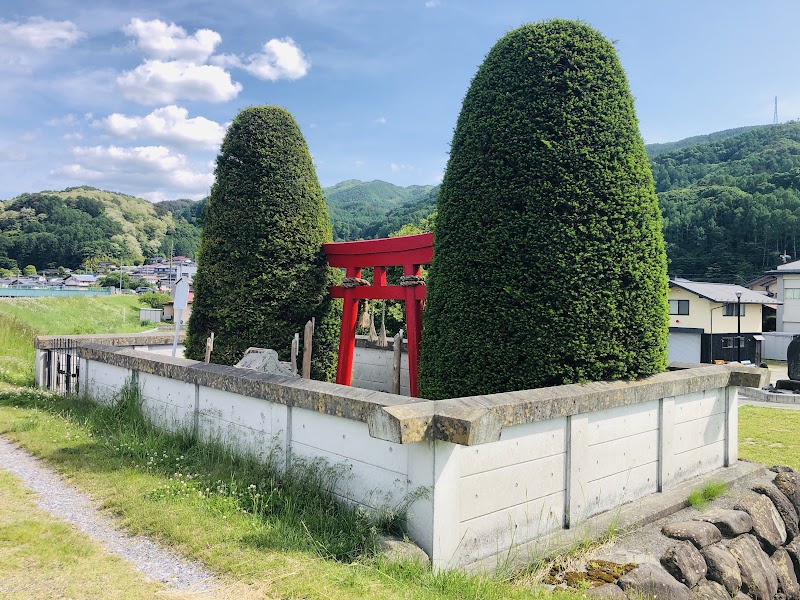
[773,337,800,392]
[234,348,297,377]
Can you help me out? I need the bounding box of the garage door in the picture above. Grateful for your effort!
[668,332,702,364]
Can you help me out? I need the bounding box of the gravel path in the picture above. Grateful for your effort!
[0,435,216,594]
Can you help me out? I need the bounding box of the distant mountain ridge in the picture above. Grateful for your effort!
[4,123,800,281]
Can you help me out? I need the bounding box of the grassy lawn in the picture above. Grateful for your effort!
[739,404,800,470]
[0,468,175,599]
[0,296,152,386]
[0,386,582,600]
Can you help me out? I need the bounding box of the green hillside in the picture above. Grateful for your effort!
[653,122,800,281]
[0,186,201,270]
[325,179,434,240]
[645,125,768,158]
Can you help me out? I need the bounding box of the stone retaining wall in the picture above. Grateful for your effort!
[36,334,768,569]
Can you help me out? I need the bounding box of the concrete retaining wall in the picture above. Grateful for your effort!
[38,334,767,569]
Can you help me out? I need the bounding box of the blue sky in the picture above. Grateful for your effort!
[1,0,798,202]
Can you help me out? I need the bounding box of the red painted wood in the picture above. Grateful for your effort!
[328,285,426,301]
[325,248,432,269]
[336,266,361,385]
[323,234,434,397]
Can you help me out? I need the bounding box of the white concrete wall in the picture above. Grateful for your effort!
[78,354,740,570]
[351,345,410,396]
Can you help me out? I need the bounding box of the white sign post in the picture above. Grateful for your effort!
[172,277,190,357]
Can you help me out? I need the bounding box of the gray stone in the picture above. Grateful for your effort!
[234,348,298,377]
[376,535,429,566]
[734,492,787,552]
[772,548,800,600]
[697,509,754,537]
[663,520,723,549]
[787,336,800,380]
[693,580,732,600]
[771,466,798,474]
[661,540,708,588]
[727,534,779,600]
[701,542,742,597]
[775,472,800,514]
[734,593,750,600]
[754,481,800,540]
[584,583,626,598]
[617,563,692,600]
[787,536,800,573]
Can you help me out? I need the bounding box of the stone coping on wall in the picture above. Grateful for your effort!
[71,339,767,447]
[354,334,408,352]
[35,332,185,350]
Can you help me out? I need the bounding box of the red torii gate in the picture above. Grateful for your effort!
[323,233,433,397]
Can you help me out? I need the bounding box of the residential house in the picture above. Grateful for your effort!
[64,274,98,287]
[667,278,776,364]
[764,259,800,332]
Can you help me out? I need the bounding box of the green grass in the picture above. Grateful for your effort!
[0,468,177,599]
[0,296,152,386]
[739,404,800,470]
[0,386,582,600]
[687,480,727,510]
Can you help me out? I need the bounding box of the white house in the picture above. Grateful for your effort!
[765,259,800,332]
[667,278,776,364]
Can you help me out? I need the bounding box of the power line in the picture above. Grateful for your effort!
[774,96,779,125]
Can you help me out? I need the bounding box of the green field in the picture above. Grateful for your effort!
[0,296,153,386]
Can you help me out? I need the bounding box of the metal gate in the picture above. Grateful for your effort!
[45,338,79,395]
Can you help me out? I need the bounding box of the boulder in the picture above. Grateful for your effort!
[786,536,800,573]
[772,548,800,600]
[662,520,723,549]
[376,535,429,566]
[584,583,626,598]
[697,509,754,537]
[753,481,800,540]
[661,540,707,588]
[727,534,779,600]
[771,466,798,474]
[234,348,298,377]
[693,580,733,600]
[701,542,742,597]
[735,492,787,552]
[775,472,800,513]
[617,563,692,600]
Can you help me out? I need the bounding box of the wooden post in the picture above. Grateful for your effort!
[204,332,215,364]
[302,319,314,379]
[290,333,299,375]
[392,329,404,395]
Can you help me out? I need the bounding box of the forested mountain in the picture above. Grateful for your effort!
[325,180,434,240]
[653,122,800,281]
[4,123,800,281]
[645,125,767,159]
[0,186,201,271]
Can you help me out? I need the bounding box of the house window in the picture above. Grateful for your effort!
[669,299,689,315]
[785,288,800,300]
[721,337,744,348]
[723,303,745,316]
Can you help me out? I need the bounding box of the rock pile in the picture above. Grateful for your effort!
[577,465,800,599]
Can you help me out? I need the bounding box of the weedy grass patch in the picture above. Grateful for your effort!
[687,480,727,510]
[0,386,583,599]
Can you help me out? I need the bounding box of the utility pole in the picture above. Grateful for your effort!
[735,291,742,363]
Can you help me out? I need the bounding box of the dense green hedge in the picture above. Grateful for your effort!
[185,106,339,380]
[420,20,669,399]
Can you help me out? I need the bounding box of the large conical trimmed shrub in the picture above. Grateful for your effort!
[186,106,338,380]
[420,20,669,399]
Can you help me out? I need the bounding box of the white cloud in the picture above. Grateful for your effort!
[390,162,413,173]
[103,105,225,150]
[212,37,309,81]
[53,145,213,195]
[0,17,84,51]
[0,147,28,162]
[374,116,387,124]
[117,60,242,104]
[0,17,84,71]
[123,18,221,63]
[425,0,441,7]
[354,160,365,167]
[45,114,79,127]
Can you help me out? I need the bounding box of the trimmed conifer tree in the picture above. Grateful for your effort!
[185,106,338,380]
[420,20,669,400]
